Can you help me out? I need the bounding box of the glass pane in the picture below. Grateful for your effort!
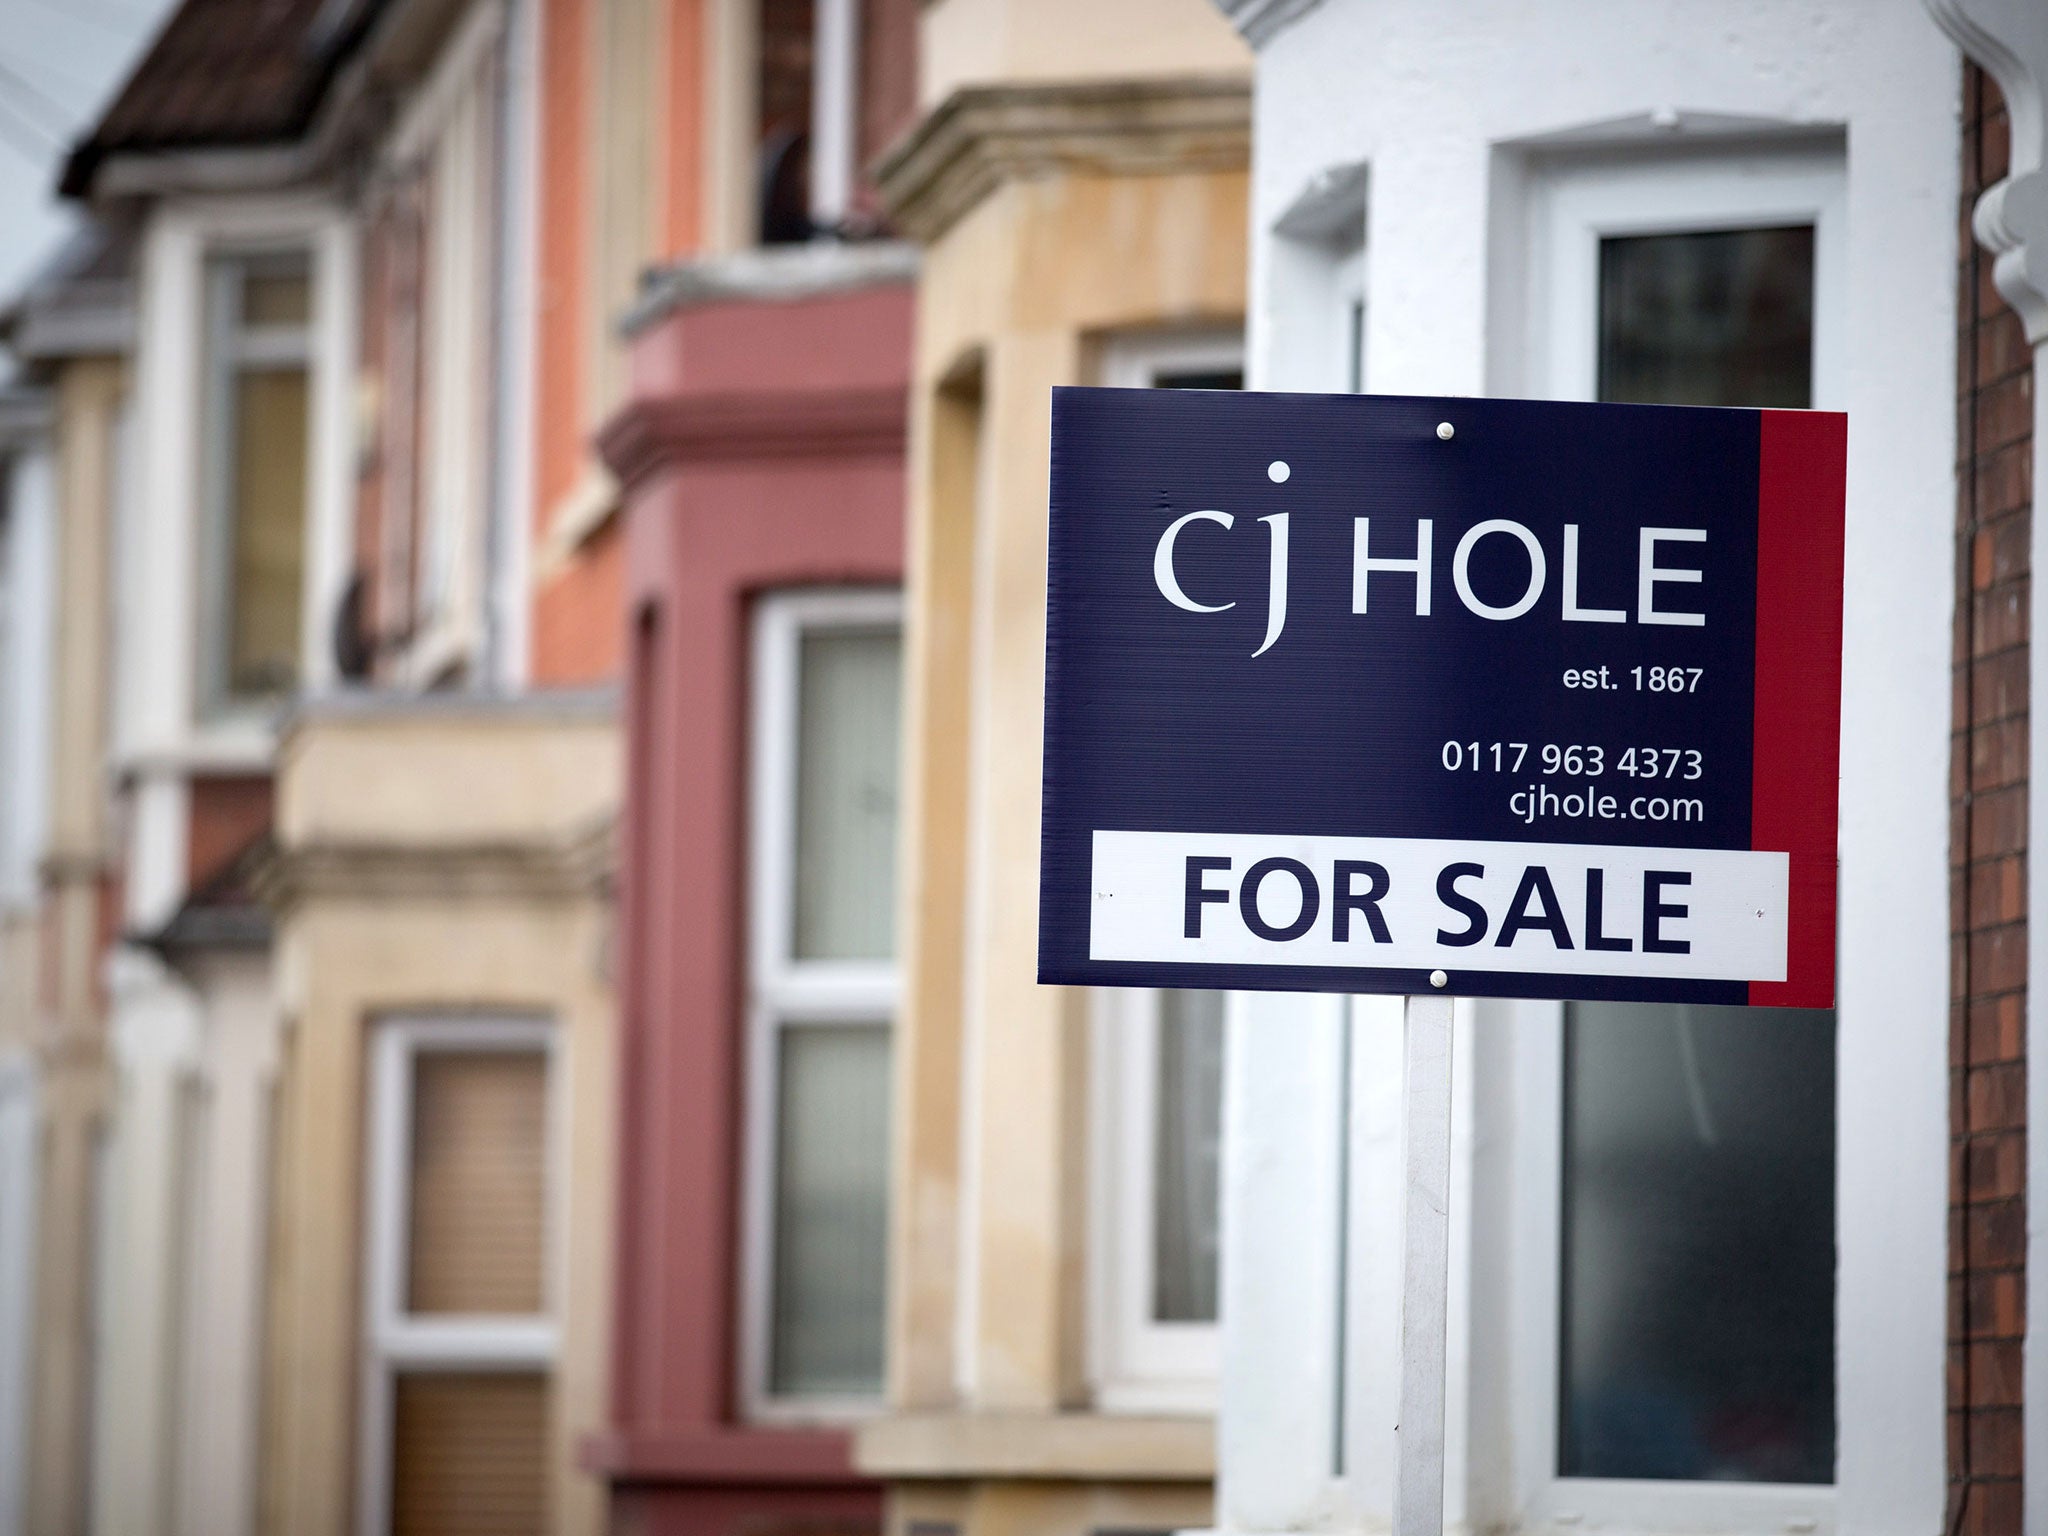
[225,366,308,697]
[1598,226,1814,409]
[791,624,901,961]
[1154,368,1244,392]
[1568,215,1832,1484]
[770,1023,890,1397]
[406,1050,548,1315]
[1152,988,1224,1323]
[1560,1002,1835,1483]
[240,264,311,328]
[390,1372,547,1536]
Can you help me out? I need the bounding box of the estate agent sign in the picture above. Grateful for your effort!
[1037,389,1846,1007]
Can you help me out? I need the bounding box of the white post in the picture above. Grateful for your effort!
[1392,992,1453,1536]
[810,0,859,231]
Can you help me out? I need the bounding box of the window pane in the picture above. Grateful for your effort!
[1569,214,1832,1484]
[1560,1002,1835,1483]
[224,365,308,697]
[792,624,901,961]
[1153,988,1224,1323]
[1154,368,1244,391]
[407,1049,548,1315]
[1598,226,1814,409]
[240,266,311,328]
[390,1372,547,1536]
[770,1022,889,1397]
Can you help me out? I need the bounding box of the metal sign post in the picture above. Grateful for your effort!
[1392,991,1453,1536]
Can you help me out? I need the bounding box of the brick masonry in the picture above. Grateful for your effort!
[1952,61,2032,1536]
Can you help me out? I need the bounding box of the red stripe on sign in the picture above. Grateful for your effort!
[1749,410,1847,1008]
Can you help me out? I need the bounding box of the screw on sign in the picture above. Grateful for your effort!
[1039,388,1846,1535]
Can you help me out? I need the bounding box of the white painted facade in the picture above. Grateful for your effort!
[87,949,203,1536]
[168,951,278,1536]
[1214,3,1962,1532]
[79,944,274,1536]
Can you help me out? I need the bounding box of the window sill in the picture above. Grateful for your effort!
[580,1425,866,1487]
[117,722,279,778]
[853,1410,1213,1482]
[538,462,620,577]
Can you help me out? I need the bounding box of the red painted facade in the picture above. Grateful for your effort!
[588,273,912,1534]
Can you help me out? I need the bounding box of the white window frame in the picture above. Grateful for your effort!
[1087,330,1244,1414]
[1529,144,1846,409]
[740,586,903,1422]
[1089,988,1223,1413]
[197,244,316,718]
[124,195,354,791]
[355,1015,560,1536]
[1487,146,1846,1536]
[1100,329,1246,393]
[1336,239,1367,395]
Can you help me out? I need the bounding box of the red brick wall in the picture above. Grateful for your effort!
[1952,60,2032,1536]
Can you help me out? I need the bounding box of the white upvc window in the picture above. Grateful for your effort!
[198,246,314,714]
[1090,987,1226,1412]
[1101,329,1246,395]
[125,196,354,764]
[1089,331,1243,1413]
[357,1016,559,1536]
[1485,143,1846,1535]
[742,588,902,1419]
[1528,145,1845,409]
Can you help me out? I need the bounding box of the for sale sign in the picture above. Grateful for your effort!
[1037,389,1845,1006]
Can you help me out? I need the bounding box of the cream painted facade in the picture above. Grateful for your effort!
[0,383,56,1536]
[858,4,1249,1533]
[257,697,618,1536]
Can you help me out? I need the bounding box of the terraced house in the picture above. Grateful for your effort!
[6,0,636,1529]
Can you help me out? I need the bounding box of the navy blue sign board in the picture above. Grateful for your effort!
[1037,388,1846,1007]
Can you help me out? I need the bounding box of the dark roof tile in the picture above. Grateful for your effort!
[61,0,383,196]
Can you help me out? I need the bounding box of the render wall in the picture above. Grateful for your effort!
[1229,1,1961,1530]
[593,270,909,1534]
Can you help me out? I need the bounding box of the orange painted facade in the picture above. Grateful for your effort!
[662,0,706,256]
[531,0,713,685]
[535,520,629,683]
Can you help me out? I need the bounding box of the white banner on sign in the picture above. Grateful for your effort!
[1089,830,1788,982]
